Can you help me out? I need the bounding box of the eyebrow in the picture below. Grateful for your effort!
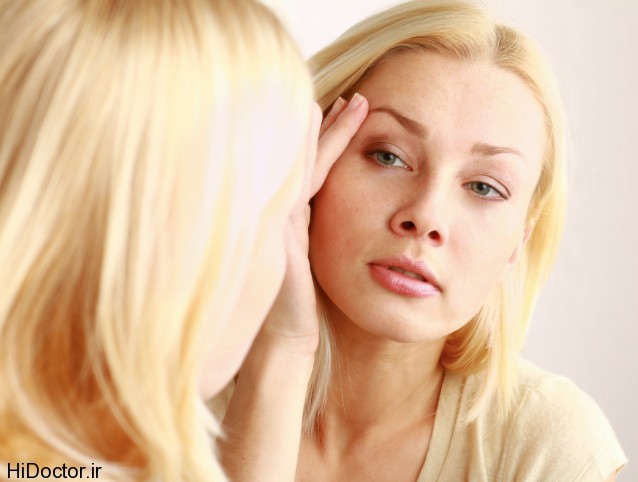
[471,142,524,160]
[368,106,428,138]
[369,105,525,162]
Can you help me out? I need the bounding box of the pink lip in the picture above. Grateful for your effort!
[368,256,441,298]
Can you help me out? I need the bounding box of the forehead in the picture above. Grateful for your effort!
[357,50,546,170]
[360,50,540,118]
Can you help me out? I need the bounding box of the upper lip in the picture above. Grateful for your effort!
[369,255,441,290]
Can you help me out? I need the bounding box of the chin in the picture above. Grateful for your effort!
[328,300,452,344]
[359,317,451,344]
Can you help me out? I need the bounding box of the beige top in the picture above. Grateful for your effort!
[209,359,627,481]
[417,359,626,481]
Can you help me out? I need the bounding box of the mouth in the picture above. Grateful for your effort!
[368,255,441,298]
[387,266,426,282]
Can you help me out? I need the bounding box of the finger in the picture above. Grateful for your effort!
[318,97,347,137]
[310,93,368,197]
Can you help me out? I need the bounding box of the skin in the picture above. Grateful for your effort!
[300,50,546,480]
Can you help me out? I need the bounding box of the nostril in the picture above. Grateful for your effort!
[401,221,416,231]
[428,230,441,242]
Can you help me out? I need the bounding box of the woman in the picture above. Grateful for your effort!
[218,0,627,480]
[0,0,365,480]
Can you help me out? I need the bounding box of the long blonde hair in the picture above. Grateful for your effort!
[305,0,567,429]
[0,0,312,479]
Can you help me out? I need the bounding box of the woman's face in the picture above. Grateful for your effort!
[309,51,545,343]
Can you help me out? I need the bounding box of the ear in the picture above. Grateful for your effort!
[506,226,533,271]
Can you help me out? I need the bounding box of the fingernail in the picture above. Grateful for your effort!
[327,97,346,116]
[347,93,363,111]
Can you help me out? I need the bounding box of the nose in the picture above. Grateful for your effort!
[389,180,449,246]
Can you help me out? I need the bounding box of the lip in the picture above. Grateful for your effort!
[368,255,441,298]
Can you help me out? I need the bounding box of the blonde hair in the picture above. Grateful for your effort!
[0,0,312,480]
[305,0,567,429]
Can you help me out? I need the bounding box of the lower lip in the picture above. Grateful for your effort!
[369,264,440,298]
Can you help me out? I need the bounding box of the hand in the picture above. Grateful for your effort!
[260,94,369,354]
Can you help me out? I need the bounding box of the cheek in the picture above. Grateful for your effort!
[310,175,352,290]
[310,167,374,265]
[310,156,397,239]
[452,209,526,299]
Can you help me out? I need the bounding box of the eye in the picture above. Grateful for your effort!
[464,181,506,200]
[369,150,409,169]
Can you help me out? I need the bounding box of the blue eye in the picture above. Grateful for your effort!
[466,181,505,200]
[370,150,408,169]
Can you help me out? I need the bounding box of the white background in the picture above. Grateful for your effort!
[263,0,637,477]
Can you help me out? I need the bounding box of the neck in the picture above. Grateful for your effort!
[317,303,446,449]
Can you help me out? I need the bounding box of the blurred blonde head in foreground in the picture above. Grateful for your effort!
[0,0,312,479]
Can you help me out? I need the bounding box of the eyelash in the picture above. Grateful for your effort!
[463,181,507,201]
[368,149,509,201]
[367,150,410,169]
